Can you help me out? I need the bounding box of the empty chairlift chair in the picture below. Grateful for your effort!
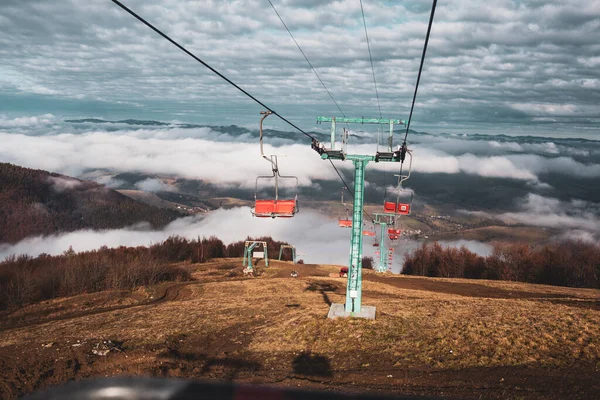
[253,176,298,218]
[338,187,352,227]
[252,111,299,219]
[362,221,376,237]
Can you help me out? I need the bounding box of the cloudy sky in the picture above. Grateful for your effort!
[1,1,599,260]
[1,0,599,136]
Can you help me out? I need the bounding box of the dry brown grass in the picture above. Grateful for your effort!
[3,263,599,366]
[1,260,599,399]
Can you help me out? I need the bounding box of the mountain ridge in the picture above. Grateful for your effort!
[0,163,182,244]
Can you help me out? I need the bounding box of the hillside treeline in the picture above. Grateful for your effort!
[0,235,293,310]
[0,163,181,243]
[403,241,600,289]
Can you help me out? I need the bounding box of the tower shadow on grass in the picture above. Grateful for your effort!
[292,351,333,377]
[304,282,339,306]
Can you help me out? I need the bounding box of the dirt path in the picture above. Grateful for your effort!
[364,273,572,300]
[0,282,196,333]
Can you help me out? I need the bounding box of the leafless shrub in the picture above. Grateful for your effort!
[403,240,600,289]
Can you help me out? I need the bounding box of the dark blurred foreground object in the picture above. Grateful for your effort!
[22,377,440,400]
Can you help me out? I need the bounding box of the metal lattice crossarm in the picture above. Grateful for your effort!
[314,116,406,161]
[316,117,404,124]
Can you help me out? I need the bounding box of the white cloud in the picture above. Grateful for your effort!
[94,175,126,189]
[500,193,600,232]
[48,176,82,192]
[0,114,56,128]
[558,230,600,244]
[458,153,538,180]
[0,207,354,265]
[0,130,338,188]
[438,240,494,257]
[134,178,176,193]
[3,123,600,190]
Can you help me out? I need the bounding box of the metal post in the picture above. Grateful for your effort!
[388,121,394,152]
[346,159,366,313]
[378,222,388,273]
[273,156,279,201]
[264,244,269,267]
[330,117,336,149]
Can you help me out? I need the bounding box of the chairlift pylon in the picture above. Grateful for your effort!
[252,111,299,218]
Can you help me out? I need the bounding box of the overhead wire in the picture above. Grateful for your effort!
[359,0,382,120]
[402,0,437,145]
[398,0,437,180]
[111,0,369,219]
[360,0,387,214]
[267,0,374,222]
[267,0,345,118]
[111,0,314,142]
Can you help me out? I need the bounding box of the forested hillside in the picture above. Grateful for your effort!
[0,163,181,243]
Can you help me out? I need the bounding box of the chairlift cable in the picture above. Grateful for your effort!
[268,0,346,118]
[359,0,382,120]
[402,0,437,146]
[111,0,316,143]
[267,0,373,222]
[398,0,436,179]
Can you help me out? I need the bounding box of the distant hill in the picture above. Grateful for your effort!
[0,163,182,244]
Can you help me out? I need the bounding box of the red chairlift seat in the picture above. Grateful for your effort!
[388,228,401,240]
[397,203,411,215]
[384,201,411,215]
[384,201,396,213]
[338,219,352,228]
[253,199,298,218]
[363,230,376,237]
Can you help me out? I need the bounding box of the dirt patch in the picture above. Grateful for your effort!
[364,274,573,300]
[548,299,600,311]
[269,262,330,279]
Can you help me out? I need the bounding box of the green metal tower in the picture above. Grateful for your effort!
[373,213,395,273]
[242,241,269,275]
[313,116,406,316]
[278,245,296,263]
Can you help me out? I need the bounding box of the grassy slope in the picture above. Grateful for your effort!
[0,260,599,399]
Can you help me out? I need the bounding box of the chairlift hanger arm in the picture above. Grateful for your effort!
[394,150,413,185]
[259,111,273,163]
